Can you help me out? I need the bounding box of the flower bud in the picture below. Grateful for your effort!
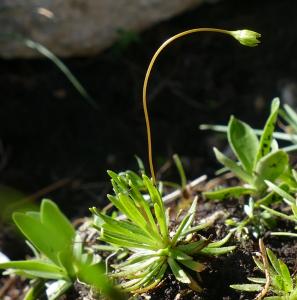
[230,30,261,47]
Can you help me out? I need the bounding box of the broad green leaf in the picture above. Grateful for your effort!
[279,260,293,292]
[230,284,262,292]
[41,200,75,244]
[204,186,255,200]
[213,148,252,183]
[13,213,62,265]
[227,116,259,173]
[167,258,190,284]
[0,260,67,279]
[255,98,280,163]
[77,263,124,300]
[253,150,288,191]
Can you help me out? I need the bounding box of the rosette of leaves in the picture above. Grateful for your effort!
[231,247,297,299]
[91,171,236,293]
[0,199,121,300]
[204,98,289,200]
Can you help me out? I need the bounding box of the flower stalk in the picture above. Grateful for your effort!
[142,28,261,183]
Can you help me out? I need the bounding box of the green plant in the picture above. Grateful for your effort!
[90,170,235,293]
[0,199,121,300]
[261,180,297,237]
[204,98,289,200]
[231,242,297,299]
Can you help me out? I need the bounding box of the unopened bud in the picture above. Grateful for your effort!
[230,30,261,47]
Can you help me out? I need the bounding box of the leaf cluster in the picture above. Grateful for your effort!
[231,247,297,299]
[91,171,235,293]
[0,199,119,300]
[204,98,289,200]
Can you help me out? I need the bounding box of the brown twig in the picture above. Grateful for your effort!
[255,239,271,300]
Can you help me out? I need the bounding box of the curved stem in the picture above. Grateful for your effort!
[142,28,233,184]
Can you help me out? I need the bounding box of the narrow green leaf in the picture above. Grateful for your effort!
[24,39,97,109]
[204,186,255,200]
[283,104,297,132]
[0,260,67,280]
[247,277,266,284]
[201,246,236,255]
[230,284,262,292]
[171,213,192,246]
[178,259,206,272]
[207,232,233,248]
[227,116,259,173]
[265,181,296,204]
[142,175,164,210]
[154,203,168,240]
[181,197,198,234]
[266,248,281,275]
[213,148,252,183]
[255,97,280,163]
[176,238,210,255]
[260,205,296,223]
[167,258,190,284]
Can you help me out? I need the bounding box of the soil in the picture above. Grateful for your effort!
[1,0,297,299]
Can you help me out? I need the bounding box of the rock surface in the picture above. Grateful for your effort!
[0,0,203,58]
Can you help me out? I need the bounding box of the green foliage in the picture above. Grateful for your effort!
[204,98,289,200]
[91,171,235,293]
[231,247,297,299]
[261,181,297,237]
[0,199,120,300]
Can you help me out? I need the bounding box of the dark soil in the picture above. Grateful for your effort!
[1,0,297,299]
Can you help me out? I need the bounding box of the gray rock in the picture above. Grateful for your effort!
[0,0,204,58]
